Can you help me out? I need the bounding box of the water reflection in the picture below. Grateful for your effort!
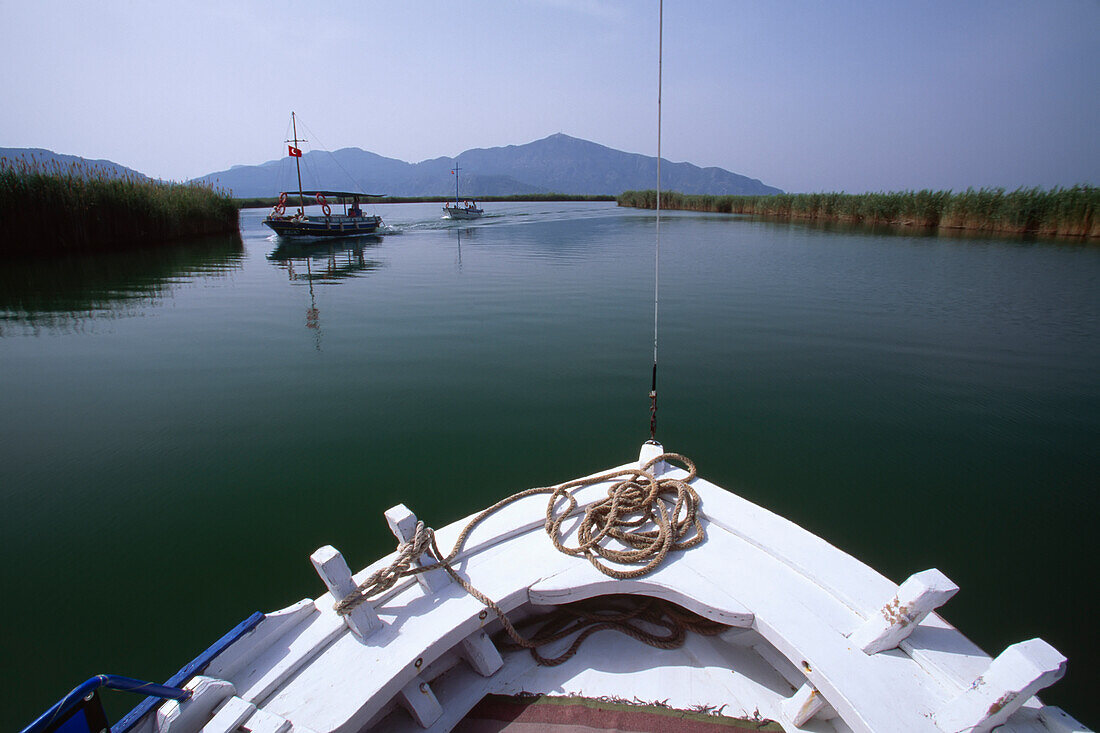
[266,237,385,351]
[453,227,477,270]
[266,236,384,282]
[0,235,245,336]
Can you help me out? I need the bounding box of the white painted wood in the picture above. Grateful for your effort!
[132,445,1076,733]
[262,502,854,732]
[849,569,959,654]
[264,478,920,732]
[992,699,1089,733]
[783,682,827,727]
[458,630,503,677]
[1037,706,1089,732]
[675,517,942,732]
[240,707,292,733]
[529,557,755,628]
[200,696,255,733]
[377,648,543,733]
[262,534,582,732]
[935,639,1066,733]
[231,603,346,703]
[417,463,640,581]
[683,471,900,618]
[309,545,382,640]
[638,440,667,475]
[898,612,994,693]
[385,504,451,593]
[397,676,442,728]
[750,636,806,691]
[379,628,800,733]
[157,676,235,733]
[205,600,316,681]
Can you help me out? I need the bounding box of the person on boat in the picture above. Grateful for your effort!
[349,202,362,218]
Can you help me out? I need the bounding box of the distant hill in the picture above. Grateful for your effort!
[192,134,782,198]
[0,147,149,181]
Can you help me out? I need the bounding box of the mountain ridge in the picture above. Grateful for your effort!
[1,136,783,197]
[193,133,782,198]
[0,147,149,181]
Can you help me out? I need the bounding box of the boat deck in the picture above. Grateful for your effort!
[135,448,1081,733]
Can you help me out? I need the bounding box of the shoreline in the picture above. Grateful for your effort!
[617,188,1098,239]
[236,193,615,209]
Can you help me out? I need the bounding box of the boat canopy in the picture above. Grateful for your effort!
[285,190,386,199]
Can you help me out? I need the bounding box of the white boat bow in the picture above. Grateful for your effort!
[127,443,1083,733]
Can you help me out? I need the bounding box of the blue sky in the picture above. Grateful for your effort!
[2,0,1096,193]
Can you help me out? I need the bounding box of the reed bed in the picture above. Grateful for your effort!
[618,187,1098,238]
[1,156,239,254]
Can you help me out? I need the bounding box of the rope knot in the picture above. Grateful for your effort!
[332,451,708,669]
[334,521,440,617]
[397,521,434,562]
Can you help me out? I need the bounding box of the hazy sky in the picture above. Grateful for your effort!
[2,1,1096,193]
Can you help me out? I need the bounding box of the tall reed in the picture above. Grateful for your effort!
[618,187,1098,238]
[0,156,240,254]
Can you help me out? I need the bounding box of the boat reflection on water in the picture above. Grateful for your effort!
[0,235,245,336]
[266,236,384,351]
[266,236,383,282]
[453,226,477,270]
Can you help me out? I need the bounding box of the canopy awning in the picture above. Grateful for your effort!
[283,190,386,199]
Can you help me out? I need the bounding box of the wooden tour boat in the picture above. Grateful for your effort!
[264,113,384,238]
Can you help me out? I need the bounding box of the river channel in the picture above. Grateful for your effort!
[1,201,1096,727]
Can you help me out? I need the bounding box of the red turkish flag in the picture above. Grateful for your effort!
[288,145,302,158]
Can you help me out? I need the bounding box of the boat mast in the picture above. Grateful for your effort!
[649,0,663,441]
[452,165,462,206]
[290,112,306,215]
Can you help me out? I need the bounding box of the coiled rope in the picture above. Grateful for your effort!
[333,452,709,662]
[500,594,728,667]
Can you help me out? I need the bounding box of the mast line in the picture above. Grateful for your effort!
[291,112,306,215]
[649,0,663,440]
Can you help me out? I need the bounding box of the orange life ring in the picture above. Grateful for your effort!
[278,192,288,206]
[274,202,286,215]
[316,193,331,217]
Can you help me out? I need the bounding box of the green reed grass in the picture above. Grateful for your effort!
[618,187,1098,238]
[1,156,240,254]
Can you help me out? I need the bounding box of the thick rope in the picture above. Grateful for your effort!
[498,594,728,666]
[334,452,707,661]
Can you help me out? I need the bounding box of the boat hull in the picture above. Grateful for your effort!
[444,206,483,220]
[64,443,1082,733]
[264,215,382,238]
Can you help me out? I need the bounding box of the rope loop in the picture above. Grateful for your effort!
[498,594,727,666]
[546,452,703,579]
[332,452,709,664]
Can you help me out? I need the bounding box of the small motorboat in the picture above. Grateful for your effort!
[442,200,483,220]
[443,166,483,219]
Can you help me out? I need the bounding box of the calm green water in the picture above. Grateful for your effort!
[2,202,1097,727]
